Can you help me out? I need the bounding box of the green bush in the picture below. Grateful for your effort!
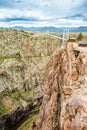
[77,32,84,41]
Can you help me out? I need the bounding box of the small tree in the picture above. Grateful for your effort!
[77,32,83,41]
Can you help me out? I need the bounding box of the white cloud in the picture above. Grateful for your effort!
[0,8,49,20]
[0,0,86,27]
[0,18,87,28]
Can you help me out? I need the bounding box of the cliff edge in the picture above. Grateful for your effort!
[31,42,87,130]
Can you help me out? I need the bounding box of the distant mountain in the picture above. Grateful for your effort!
[12,26,87,32]
[72,26,87,32]
[12,26,63,32]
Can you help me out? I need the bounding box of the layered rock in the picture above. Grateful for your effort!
[31,42,87,130]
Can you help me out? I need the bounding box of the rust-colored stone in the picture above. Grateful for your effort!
[30,42,87,130]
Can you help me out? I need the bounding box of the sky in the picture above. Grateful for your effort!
[0,0,87,27]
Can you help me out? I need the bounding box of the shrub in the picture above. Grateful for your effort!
[77,32,84,41]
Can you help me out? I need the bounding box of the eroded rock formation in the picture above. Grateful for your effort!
[31,42,87,130]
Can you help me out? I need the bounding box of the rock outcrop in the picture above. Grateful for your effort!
[31,42,87,130]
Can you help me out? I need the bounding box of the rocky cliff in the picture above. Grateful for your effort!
[31,42,87,130]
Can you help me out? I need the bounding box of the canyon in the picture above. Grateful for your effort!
[0,28,60,130]
[0,28,87,130]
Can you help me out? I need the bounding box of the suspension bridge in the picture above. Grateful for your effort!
[46,27,69,47]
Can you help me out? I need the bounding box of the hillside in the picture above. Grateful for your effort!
[0,28,61,130]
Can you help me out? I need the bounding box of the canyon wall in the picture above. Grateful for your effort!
[31,42,87,130]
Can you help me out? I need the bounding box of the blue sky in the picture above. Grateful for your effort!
[0,0,87,27]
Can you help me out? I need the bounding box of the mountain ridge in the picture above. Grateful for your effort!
[12,26,87,32]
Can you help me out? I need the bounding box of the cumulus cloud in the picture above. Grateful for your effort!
[0,0,87,27]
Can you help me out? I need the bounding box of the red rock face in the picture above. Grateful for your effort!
[30,42,87,130]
